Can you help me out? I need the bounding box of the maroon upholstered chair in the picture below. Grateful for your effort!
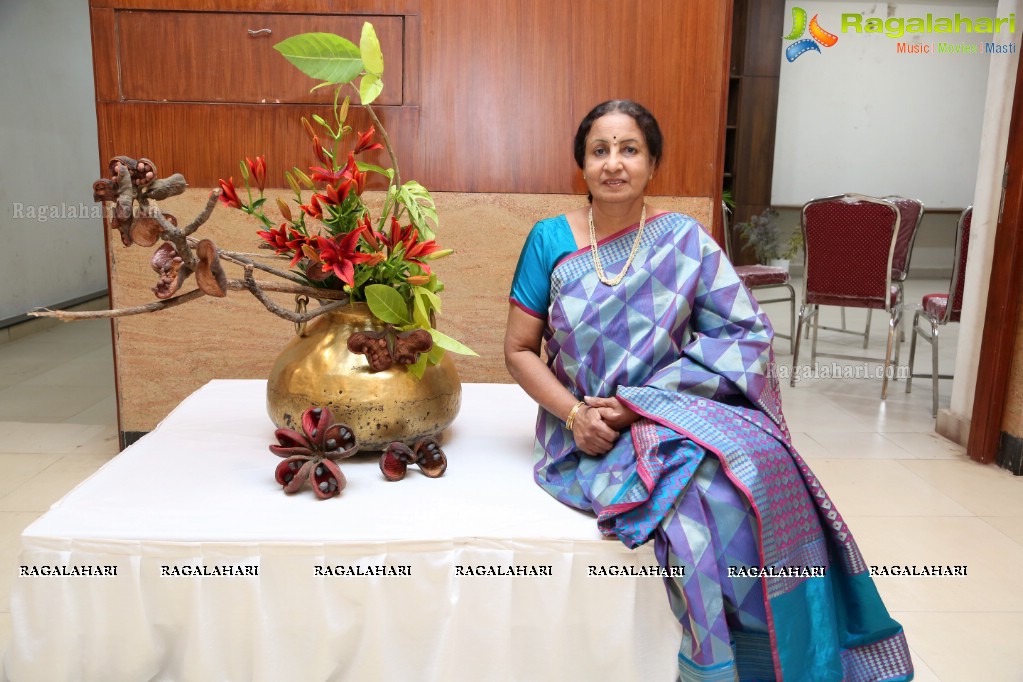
[906,206,972,416]
[812,195,924,347]
[791,194,902,398]
[722,203,795,353]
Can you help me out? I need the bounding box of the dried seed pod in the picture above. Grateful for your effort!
[134,158,158,186]
[130,215,163,247]
[275,455,310,487]
[109,156,137,179]
[194,239,228,298]
[269,406,360,498]
[380,442,415,481]
[151,243,185,299]
[269,427,313,457]
[93,178,118,202]
[301,406,332,449]
[348,330,393,372]
[414,437,447,478]
[392,329,433,366]
[311,458,346,499]
[322,423,358,460]
[283,458,315,494]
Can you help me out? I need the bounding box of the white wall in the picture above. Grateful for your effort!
[773,0,999,209]
[0,0,105,323]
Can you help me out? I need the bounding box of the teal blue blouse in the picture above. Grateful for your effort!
[509,215,578,318]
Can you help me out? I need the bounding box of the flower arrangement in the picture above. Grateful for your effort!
[35,23,474,379]
[218,24,475,377]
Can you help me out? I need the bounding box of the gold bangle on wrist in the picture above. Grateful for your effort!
[565,401,586,431]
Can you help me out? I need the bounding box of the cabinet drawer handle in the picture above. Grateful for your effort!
[248,28,272,37]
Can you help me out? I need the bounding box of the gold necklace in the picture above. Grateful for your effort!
[589,204,647,286]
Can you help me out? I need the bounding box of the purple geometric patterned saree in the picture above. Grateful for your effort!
[531,212,913,681]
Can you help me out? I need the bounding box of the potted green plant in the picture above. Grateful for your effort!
[734,208,802,271]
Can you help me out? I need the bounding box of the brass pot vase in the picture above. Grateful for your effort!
[266,303,462,451]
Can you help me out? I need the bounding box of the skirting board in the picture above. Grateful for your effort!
[936,408,970,448]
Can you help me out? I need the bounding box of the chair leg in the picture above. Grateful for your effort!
[897,282,906,343]
[791,304,808,387]
[786,283,796,355]
[811,305,820,366]
[881,312,897,399]
[906,310,921,394]
[863,309,873,349]
[892,311,902,383]
[931,320,941,417]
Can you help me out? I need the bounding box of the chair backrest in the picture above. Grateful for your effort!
[883,195,925,282]
[800,194,901,310]
[944,205,972,324]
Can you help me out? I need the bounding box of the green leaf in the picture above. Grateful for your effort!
[406,353,428,379]
[274,33,363,85]
[412,290,431,329]
[360,23,385,76]
[398,181,438,238]
[428,328,478,356]
[417,286,442,314]
[426,343,446,365]
[365,284,410,324]
[356,161,395,179]
[359,73,384,105]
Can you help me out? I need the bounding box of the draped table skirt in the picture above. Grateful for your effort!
[3,381,681,682]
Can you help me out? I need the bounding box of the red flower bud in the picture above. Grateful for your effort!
[245,156,267,192]
[217,177,242,209]
[312,136,329,165]
[354,127,384,155]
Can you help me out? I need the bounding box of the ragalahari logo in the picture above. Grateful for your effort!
[784,7,839,61]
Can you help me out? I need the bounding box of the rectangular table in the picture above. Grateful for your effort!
[4,381,681,682]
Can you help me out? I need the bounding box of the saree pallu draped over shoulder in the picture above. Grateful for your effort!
[529,212,914,682]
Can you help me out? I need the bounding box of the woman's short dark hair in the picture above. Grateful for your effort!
[573,100,663,169]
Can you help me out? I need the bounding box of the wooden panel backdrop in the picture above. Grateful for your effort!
[88,0,732,438]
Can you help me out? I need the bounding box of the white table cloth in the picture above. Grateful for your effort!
[4,381,681,682]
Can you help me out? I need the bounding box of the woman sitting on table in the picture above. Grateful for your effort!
[504,100,913,682]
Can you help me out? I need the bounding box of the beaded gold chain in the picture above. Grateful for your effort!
[588,204,647,287]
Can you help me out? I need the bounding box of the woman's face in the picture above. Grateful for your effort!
[583,112,655,207]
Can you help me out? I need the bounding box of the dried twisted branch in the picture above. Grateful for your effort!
[31,278,348,321]
[47,155,353,324]
[242,267,349,322]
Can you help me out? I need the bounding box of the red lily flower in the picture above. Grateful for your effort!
[312,136,329,165]
[309,165,349,185]
[244,156,267,192]
[361,215,381,250]
[354,127,384,155]
[321,178,353,206]
[300,194,324,219]
[385,217,416,253]
[218,177,242,209]
[257,224,307,266]
[406,238,441,260]
[403,237,442,275]
[353,170,368,195]
[316,227,369,287]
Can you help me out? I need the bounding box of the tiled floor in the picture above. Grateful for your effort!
[1,281,1022,681]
